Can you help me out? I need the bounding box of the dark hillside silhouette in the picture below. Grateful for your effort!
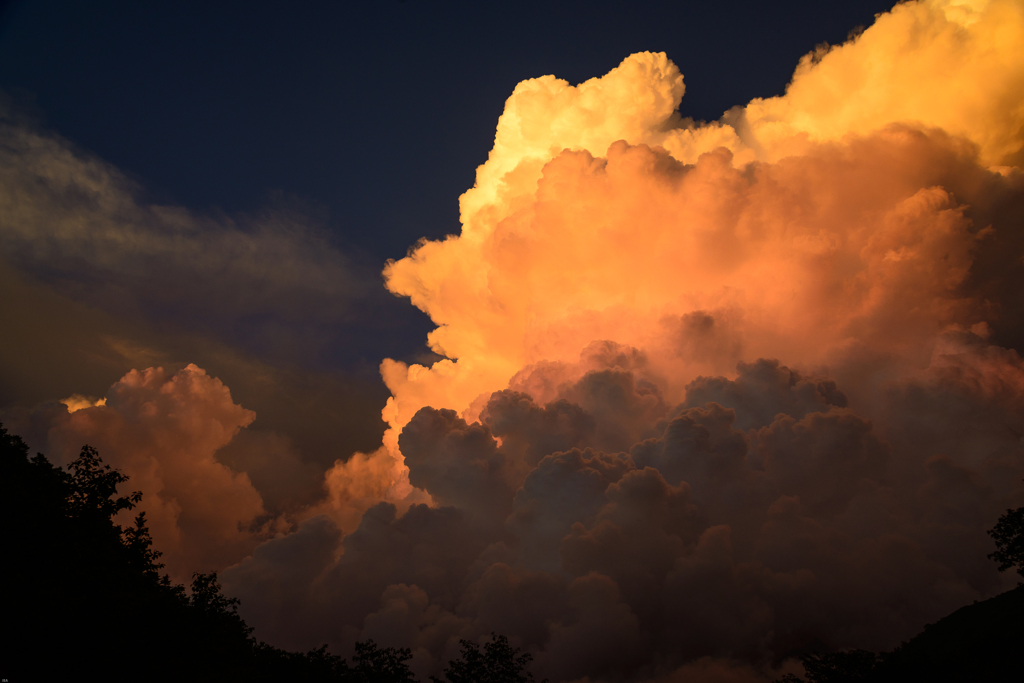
[869,586,1024,681]
[776,587,1024,681]
[775,505,1024,683]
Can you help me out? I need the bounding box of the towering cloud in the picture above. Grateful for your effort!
[6,1,1023,681]
[355,0,1024,511]
[232,1,1023,680]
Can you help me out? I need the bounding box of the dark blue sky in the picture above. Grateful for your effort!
[0,0,896,263]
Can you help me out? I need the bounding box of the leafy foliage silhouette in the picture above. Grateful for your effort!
[0,422,418,683]
[350,639,420,683]
[432,633,541,683]
[988,504,1024,577]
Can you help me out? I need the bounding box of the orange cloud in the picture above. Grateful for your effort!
[9,2,1013,679]
[310,0,1024,528]
[265,9,1024,676]
[736,0,1024,167]
[32,364,267,579]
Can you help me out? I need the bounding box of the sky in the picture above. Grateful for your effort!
[2,1,1024,681]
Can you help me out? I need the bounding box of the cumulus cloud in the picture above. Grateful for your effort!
[213,2,1024,680]
[378,1,1024,456]
[224,348,1023,679]
[8,1,1024,681]
[735,0,1024,167]
[4,364,269,579]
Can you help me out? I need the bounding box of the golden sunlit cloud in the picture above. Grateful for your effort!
[321,0,1024,508]
[269,7,1024,671]
[61,394,106,412]
[10,1,1024,679]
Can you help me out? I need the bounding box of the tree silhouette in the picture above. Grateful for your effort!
[0,422,422,682]
[988,505,1024,577]
[350,639,420,683]
[432,633,540,683]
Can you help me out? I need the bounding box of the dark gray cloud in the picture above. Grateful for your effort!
[220,348,1024,682]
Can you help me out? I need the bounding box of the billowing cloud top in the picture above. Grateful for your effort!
[8,1,1024,682]
[378,0,1024,465]
[23,365,267,578]
[288,1,1023,678]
